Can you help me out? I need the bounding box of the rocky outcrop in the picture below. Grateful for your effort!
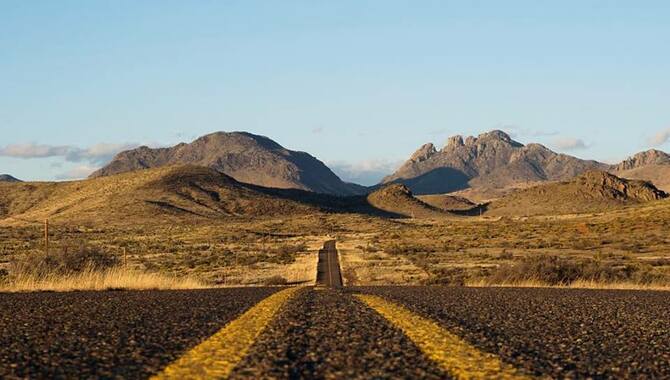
[613,149,670,171]
[488,170,668,216]
[366,184,446,218]
[576,171,668,202]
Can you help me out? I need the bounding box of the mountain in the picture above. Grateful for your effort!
[0,174,21,182]
[382,130,608,195]
[366,184,447,218]
[90,131,365,196]
[611,149,670,192]
[612,149,670,171]
[487,171,668,216]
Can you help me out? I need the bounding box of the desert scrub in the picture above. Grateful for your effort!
[10,244,120,278]
[2,245,204,292]
[484,256,667,286]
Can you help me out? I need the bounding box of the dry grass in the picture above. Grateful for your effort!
[337,234,429,285]
[1,194,669,289]
[1,267,206,293]
[213,236,323,286]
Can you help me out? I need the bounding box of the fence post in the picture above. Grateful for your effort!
[44,219,49,256]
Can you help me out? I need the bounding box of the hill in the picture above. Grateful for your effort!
[90,131,365,196]
[0,166,324,225]
[487,171,668,216]
[613,165,670,193]
[366,184,447,218]
[416,194,478,211]
[382,130,607,195]
[611,149,670,192]
[0,174,21,182]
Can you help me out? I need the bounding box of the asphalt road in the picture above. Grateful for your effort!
[0,288,278,379]
[354,286,670,379]
[229,288,446,379]
[1,286,670,379]
[315,240,343,287]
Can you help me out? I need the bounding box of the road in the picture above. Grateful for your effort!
[0,288,278,379]
[315,240,342,287]
[2,244,670,378]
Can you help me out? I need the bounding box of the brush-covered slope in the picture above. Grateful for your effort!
[366,184,447,218]
[0,165,318,225]
[487,171,668,216]
[383,130,607,195]
[0,174,20,182]
[90,131,365,196]
[416,194,477,211]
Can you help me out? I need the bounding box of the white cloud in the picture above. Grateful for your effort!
[503,125,558,138]
[0,142,138,165]
[551,137,589,151]
[329,159,403,186]
[648,128,670,146]
[55,164,100,180]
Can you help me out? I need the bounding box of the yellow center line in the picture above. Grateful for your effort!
[355,294,533,380]
[153,287,300,380]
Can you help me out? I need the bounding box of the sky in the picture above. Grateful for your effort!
[1,1,669,185]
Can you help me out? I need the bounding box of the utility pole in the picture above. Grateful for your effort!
[44,219,49,256]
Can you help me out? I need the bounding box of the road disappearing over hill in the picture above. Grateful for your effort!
[316,240,343,287]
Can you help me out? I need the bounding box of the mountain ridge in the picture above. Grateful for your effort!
[90,131,365,196]
[383,130,670,196]
[0,174,21,183]
[382,130,608,195]
[487,170,668,216]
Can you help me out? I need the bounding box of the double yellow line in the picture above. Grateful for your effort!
[154,288,532,379]
[152,287,299,379]
[356,294,531,380]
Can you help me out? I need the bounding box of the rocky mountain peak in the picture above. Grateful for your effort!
[382,129,605,195]
[614,149,670,171]
[478,130,513,143]
[0,174,21,182]
[409,143,437,162]
[444,135,464,149]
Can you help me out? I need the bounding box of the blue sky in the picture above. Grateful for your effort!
[1,1,669,184]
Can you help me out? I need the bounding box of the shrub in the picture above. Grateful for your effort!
[488,256,665,285]
[263,275,288,285]
[11,245,120,278]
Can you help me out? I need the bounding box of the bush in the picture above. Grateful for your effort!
[266,243,307,264]
[11,245,120,278]
[488,256,665,285]
[263,275,288,285]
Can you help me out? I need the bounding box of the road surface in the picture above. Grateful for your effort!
[1,243,670,378]
[315,240,342,287]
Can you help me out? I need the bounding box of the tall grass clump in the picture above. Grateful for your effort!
[1,245,204,292]
[474,255,669,289]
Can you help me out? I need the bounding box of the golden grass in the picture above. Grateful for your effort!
[465,278,670,291]
[1,267,206,292]
[337,234,429,285]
